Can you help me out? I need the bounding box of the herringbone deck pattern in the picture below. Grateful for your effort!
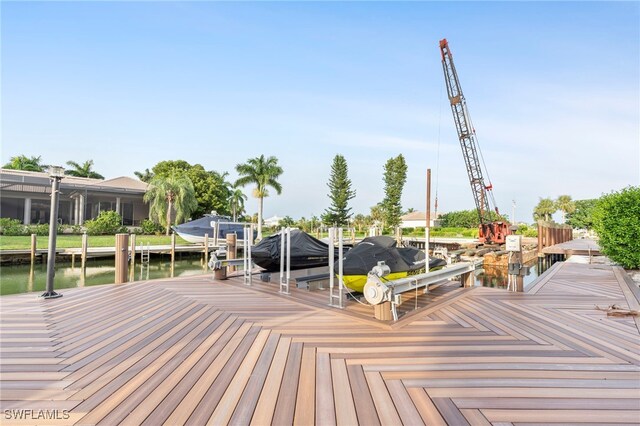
[1,262,639,425]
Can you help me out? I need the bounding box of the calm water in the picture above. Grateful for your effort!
[0,257,540,296]
[0,255,209,296]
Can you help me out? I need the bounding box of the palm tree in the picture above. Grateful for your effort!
[555,195,576,224]
[234,155,283,240]
[144,171,198,235]
[134,168,154,183]
[3,155,46,172]
[228,188,248,222]
[533,197,556,222]
[65,160,104,179]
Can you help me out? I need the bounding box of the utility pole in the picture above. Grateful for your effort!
[42,166,65,299]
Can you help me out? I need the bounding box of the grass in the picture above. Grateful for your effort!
[0,234,191,250]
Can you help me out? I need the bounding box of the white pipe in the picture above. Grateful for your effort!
[338,227,344,308]
[328,227,335,292]
[286,227,291,284]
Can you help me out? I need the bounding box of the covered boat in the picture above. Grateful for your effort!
[252,229,341,272]
[339,236,447,292]
[172,215,253,244]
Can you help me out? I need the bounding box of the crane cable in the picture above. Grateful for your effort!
[465,103,499,215]
[434,83,443,218]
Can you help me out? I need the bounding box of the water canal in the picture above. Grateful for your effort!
[0,256,541,296]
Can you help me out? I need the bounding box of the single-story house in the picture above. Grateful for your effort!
[263,215,283,227]
[400,211,441,229]
[0,168,149,226]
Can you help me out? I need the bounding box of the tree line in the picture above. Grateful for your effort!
[4,152,412,240]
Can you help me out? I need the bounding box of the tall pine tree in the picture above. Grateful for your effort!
[382,154,408,228]
[322,155,356,226]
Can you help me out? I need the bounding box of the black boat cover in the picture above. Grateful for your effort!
[172,215,252,239]
[339,236,446,275]
[252,229,339,272]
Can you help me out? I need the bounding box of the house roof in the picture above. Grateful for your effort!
[94,176,148,191]
[401,211,440,221]
[0,168,148,194]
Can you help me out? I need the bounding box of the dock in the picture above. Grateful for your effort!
[1,261,639,425]
[542,238,602,256]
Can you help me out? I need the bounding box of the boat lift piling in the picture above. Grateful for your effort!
[279,227,291,294]
[328,227,345,309]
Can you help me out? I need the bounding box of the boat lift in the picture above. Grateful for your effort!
[208,223,255,286]
[363,260,479,320]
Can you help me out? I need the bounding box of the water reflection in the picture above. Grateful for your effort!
[1,255,209,296]
[474,260,539,291]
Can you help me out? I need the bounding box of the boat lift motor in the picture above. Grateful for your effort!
[363,261,478,321]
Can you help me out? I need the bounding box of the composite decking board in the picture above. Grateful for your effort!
[523,301,640,359]
[293,345,316,425]
[208,328,272,425]
[493,298,637,363]
[460,408,492,426]
[453,397,640,410]
[330,358,359,426]
[133,316,240,425]
[510,301,640,364]
[406,386,447,426]
[184,325,262,426]
[1,262,639,425]
[346,363,381,426]
[155,319,250,426]
[315,351,336,426]
[364,371,403,425]
[72,305,219,417]
[270,341,303,426]
[432,396,471,426]
[250,336,293,425]
[88,311,231,425]
[385,379,425,426]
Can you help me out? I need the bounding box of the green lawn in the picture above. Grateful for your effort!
[0,234,192,250]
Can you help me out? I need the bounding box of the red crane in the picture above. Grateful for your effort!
[439,38,510,244]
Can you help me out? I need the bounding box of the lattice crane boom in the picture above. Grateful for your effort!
[439,38,510,244]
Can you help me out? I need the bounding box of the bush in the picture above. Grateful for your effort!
[0,218,27,236]
[140,219,165,235]
[592,186,640,269]
[85,211,127,235]
[516,224,538,238]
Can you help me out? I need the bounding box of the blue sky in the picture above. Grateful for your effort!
[2,1,639,223]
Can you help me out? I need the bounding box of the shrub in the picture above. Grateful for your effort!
[516,224,538,238]
[0,218,27,236]
[85,211,127,235]
[140,219,165,235]
[592,186,640,269]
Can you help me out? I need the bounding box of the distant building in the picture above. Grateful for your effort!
[263,215,283,227]
[400,211,441,228]
[0,169,149,226]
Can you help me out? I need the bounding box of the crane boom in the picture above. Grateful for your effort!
[439,38,510,244]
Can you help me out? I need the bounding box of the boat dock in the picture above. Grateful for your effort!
[1,261,638,425]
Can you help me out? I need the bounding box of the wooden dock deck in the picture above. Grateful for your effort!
[1,261,639,425]
[541,238,601,256]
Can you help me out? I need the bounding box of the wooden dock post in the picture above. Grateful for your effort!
[460,271,474,288]
[30,234,37,265]
[114,233,129,284]
[81,233,88,271]
[374,302,393,321]
[226,233,237,273]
